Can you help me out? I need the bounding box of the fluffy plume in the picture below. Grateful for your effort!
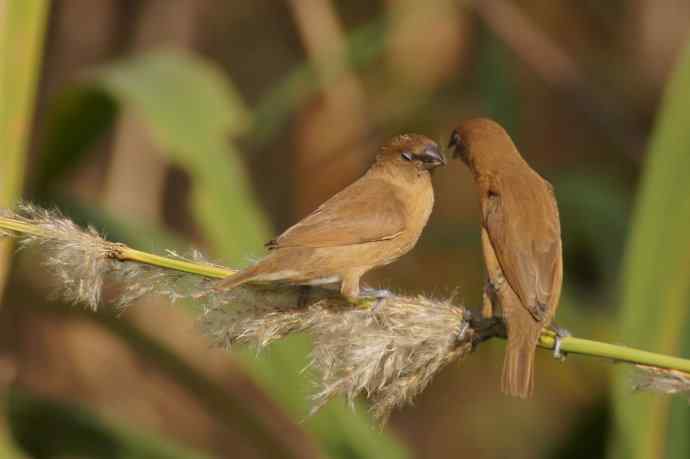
[633,365,690,398]
[113,249,215,309]
[0,204,213,310]
[203,292,472,422]
[3,204,117,309]
[0,204,474,421]
[308,296,471,422]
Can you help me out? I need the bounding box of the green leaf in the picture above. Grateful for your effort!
[611,41,690,459]
[94,50,268,264]
[95,50,249,143]
[0,0,49,294]
[6,389,210,459]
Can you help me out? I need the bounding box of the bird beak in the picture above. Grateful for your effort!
[420,145,446,170]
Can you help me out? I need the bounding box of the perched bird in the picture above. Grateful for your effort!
[448,118,563,398]
[214,134,446,303]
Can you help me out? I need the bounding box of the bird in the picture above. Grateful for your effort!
[213,134,446,304]
[448,118,563,398]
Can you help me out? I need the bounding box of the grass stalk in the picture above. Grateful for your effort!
[0,0,49,295]
[538,335,690,373]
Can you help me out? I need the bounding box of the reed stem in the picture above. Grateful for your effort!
[2,214,689,376]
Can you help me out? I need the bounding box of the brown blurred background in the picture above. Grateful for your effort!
[2,1,690,458]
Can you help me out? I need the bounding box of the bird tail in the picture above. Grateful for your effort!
[501,312,540,399]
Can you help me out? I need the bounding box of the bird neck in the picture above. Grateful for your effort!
[469,146,530,180]
[369,160,429,185]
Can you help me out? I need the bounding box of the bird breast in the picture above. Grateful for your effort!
[395,173,435,248]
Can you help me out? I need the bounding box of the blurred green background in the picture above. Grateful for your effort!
[1,1,690,458]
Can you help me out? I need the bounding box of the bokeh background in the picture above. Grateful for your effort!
[2,1,690,458]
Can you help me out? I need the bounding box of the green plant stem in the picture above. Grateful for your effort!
[123,247,234,278]
[2,215,690,376]
[538,335,690,373]
[0,0,49,297]
[0,216,235,278]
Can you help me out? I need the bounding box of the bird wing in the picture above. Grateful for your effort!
[266,178,406,250]
[480,173,562,322]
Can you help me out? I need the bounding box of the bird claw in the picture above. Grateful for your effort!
[457,321,470,341]
[549,324,571,361]
[360,288,391,299]
[553,336,565,361]
[357,288,391,314]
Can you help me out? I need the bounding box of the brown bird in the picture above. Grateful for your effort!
[448,118,563,398]
[214,134,446,303]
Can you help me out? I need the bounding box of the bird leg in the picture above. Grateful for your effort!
[297,285,312,308]
[340,273,365,306]
[340,271,389,311]
[482,281,495,318]
[480,226,504,319]
[544,323,571,361]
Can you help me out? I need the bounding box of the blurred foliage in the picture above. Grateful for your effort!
[612,41,690,459]
[0,0,48,293]
[0,1,48,455]
[4,1,690,458]
[555,172,630,297]
[0,432,24,459]
[548,398,609,459]
[250,17,387,149]
[35,87,117,193]
[51,303,311,459]
[475,28,518,135]
[93,51,269,264]
[0,0,48,207]
[7,388,210,459]
[238,336,407,459]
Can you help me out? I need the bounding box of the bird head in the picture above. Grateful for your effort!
[448,118,519,172]
[378,134,446,171]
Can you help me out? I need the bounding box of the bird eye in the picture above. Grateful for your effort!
[448,130,461,149]
[401,151,414,161]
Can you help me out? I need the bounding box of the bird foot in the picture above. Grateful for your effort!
[355,288,392,314]
[546,324,571,361]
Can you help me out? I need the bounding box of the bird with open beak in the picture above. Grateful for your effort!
[448,118,563,398]
[214,134,446,303]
